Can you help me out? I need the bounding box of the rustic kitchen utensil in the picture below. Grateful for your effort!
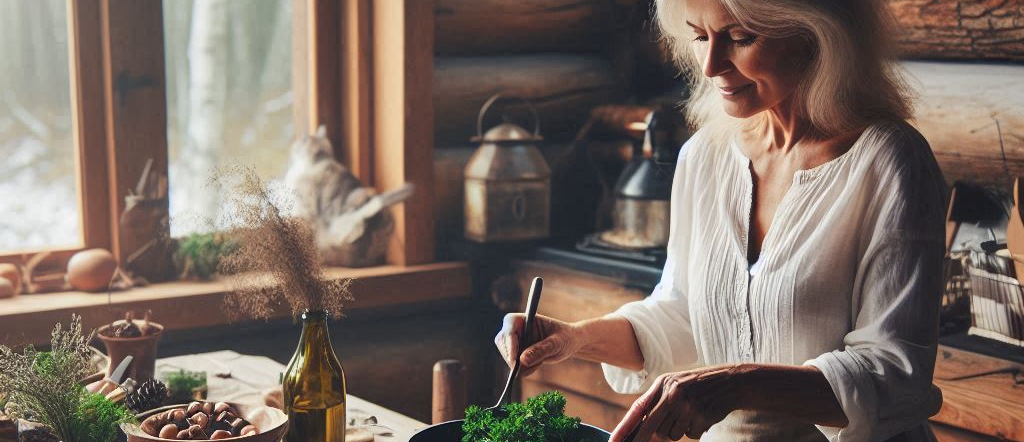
[410,277,613,442]
[464,94,551,242]
[432,360,467,424]
[487,276,542,415]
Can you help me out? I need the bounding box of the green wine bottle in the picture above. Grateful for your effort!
[283,310,347,442]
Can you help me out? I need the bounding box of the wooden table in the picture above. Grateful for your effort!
[157,351,428,441]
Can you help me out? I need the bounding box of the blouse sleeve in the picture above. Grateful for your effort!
[805,125,947,442]
[601,136,702,395]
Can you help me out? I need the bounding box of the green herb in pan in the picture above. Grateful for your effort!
[462,391,581,442]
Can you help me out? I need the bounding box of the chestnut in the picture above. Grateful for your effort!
[141,414,167,436]
[159,424,180,439]
[186,402,203,416]
[202,402,215,416]
[240,424,258,436]
[214,402,232,415]
[189,412,210,429]
[170,409,187,424]
[209,430,233,440]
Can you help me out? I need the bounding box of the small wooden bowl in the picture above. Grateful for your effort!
[122,403,289,442]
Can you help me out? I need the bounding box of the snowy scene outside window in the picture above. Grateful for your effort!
[0,0,80,250]
[164,0,294,236]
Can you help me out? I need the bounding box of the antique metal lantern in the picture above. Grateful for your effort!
[464,94,551,242]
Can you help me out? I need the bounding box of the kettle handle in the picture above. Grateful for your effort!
[476,93,542,139]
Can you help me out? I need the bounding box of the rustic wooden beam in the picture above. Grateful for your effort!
[342,0,374,185]
[307,0,343,149]
[0,262,470,347]
[905,61,1024,190]
[373,0,436,266]
[68,0,112,253]
[434,0,615,56]
[889,0,1024,61]
[291,0,309,141]
[100,0,170,281]
[434,55,628,145]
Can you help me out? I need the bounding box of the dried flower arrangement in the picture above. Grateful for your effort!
[0,315,135,442]
[213,165,353,320]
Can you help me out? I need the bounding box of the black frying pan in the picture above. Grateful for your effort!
[409,277,617,442]
[409,419,612,442]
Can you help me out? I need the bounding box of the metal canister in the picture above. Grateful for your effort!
[464,94,550,242]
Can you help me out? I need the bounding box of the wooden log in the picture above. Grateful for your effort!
[434,0,615,56]
[889,0,1024,61]
[904,61,1024,190]
[434,55,628,145]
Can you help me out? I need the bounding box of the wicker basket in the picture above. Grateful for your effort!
[968,264,1024,347]
[942,251,1024,347]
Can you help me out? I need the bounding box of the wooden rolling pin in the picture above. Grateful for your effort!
[432,359,468,424]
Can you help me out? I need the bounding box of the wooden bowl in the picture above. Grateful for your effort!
[122,403,289,442]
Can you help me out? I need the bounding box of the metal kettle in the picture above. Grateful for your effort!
[599,110,680,249]
[463,94,551,242]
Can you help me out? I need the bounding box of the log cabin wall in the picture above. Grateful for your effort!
[431,0,683,243]
[890,0,1023,190]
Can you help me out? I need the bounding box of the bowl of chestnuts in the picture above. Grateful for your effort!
[122,401,288,442]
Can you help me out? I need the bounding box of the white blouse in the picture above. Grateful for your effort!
[602,121,947,442]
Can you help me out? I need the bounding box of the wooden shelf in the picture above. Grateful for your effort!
[0,262,471,347]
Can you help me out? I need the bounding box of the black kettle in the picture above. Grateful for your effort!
[599,109,681,249]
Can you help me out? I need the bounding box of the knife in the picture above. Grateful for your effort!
[97,355,134,397]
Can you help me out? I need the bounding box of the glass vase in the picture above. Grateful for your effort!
[283,310,347,442]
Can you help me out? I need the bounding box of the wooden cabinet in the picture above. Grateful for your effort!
[509,260,1022,442]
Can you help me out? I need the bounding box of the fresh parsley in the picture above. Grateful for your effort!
[462,391,581,442]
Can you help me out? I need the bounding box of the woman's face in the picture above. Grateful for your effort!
[683,0,811,119]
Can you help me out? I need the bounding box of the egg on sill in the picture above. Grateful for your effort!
[0,263,19,296]
[67,248,118,292]
[0,278,14,299]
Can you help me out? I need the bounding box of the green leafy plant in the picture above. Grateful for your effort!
[462,391,581,442]
[173,232,238,280]
[0,315,135,442]
[163,369,207,402]
[73,393,136,442]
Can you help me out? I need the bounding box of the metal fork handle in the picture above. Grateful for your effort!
[493,277,543,409]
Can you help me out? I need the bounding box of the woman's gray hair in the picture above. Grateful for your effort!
[656,0,915,136]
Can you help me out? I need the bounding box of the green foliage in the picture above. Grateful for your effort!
[462,391,581,442]
[163,369,207,401]
[173,232,238,280]
[0,315,95,440]
[71,393,136,442]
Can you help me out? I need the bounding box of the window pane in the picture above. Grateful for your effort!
[0,0,80,250]
[164,0,294,236]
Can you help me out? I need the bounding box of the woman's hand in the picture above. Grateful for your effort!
[610,365,750,442]
[494,313,584,377]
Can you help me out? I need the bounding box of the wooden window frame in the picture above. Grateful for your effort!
[299,0,436,266]
[1,0,437,276]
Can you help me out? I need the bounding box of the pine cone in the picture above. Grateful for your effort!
[126,379,168,414]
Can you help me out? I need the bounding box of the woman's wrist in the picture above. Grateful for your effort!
[572,315,645,371]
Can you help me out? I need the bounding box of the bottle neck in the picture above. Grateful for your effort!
[298,310,333,351]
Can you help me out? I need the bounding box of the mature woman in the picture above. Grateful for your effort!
[494,0,947,441]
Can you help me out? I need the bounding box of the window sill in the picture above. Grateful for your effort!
[0,262,471,346]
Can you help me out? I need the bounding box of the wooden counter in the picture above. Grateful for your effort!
[509,260,1024,441]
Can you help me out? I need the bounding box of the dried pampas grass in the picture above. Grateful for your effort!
[213,165,352,320]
